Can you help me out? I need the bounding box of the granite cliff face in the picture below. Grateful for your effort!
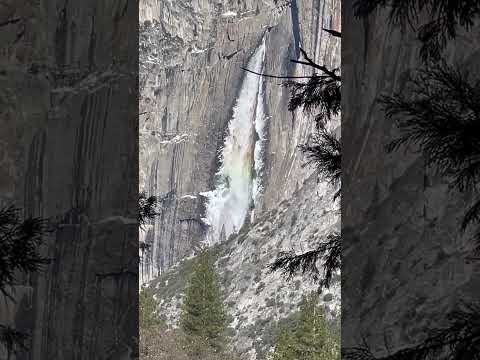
[342,2,480,355]
[139,0,341,280]
[1,1,138,359]
[139,1,341,358]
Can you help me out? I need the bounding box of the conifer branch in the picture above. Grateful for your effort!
[343,302,480,359]
[0,206,50,299]
[240,67,322,79]
[298,127,341,198]
[138,191,159,228]
[353,0,480,61]
[322,28,342,38]
[0,325,29,359]
[269,233,341,289]
[380,61,480,239]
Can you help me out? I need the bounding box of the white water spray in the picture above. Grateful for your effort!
[202,38,267,243]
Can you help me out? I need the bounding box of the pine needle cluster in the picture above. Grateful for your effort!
[284,53,341,126]
[0,206,50,358]
[269,233,341,289]
[380,61,480,251]
[138,191,159,228]
[138,191,159,260]
[353,0,480,61]
[283,47,341,198]
[298,128,341,200]
[0,325,29,359]
[0,206,50,298]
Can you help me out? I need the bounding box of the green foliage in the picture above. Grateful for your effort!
[139,286,162,329]
[270,328,298,360]
[180,249,228,353]
[270,293,340,360]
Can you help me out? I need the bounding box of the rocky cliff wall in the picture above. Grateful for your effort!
[139,0,341,278]
[0,1,138,359]
[343,1,480,354]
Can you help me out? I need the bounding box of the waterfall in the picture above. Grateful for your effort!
[252,61,267,208]
[202,38,267,244]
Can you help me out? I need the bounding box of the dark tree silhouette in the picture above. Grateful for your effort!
[138,191,159,228]
[298,127,341,200]
[380,61,480,253]
[353,0,480,61]
[138,192,160,278]
[0,206,50,358]
[269,233,341,289]
[0,206,50,298]
[272,0,292,12]
[283,47,341,198]
[0,326,28,360]
[343,302,480,360]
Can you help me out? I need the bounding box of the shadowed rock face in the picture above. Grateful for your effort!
[1,1,138,359]
[342,3,480,355]
[139,0,341,279]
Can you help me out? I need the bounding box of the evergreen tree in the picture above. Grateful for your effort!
[180,249,228,354]
[138,191,159,228]
[139,286,162,329]
[138,191,159,277]
[270,328,297,360]
[270,293,340,360]
[295,294,340,360]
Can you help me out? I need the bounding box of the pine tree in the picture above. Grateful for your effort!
[295,293,340,360]
[139,286,162,329]
[270,328,297,360]
[138,191,159,228]
[270,293,340,360]
[180,249,228,354]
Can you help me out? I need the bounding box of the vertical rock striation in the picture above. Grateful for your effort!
[139,0,341,279]
[1,1,138,359]
[343,1,480,355]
